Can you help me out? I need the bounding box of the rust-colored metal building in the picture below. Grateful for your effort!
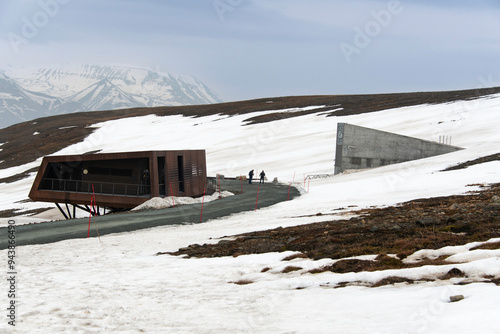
[29,150,207,216]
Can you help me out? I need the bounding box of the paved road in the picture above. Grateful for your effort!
[0,180,300,249]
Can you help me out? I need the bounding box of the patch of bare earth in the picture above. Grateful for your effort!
[442,153,500,171]
[163,183,500,286]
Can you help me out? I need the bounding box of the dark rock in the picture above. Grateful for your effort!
[449,295,465,302]
[416,216,437,226]
[440,268,466,280]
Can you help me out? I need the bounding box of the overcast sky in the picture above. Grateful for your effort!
[1,0,499,101]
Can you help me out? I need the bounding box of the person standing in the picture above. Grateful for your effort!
[248,169,254,184]
[259,170,265,184]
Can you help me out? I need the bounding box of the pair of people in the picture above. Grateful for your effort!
[248,169,265,184]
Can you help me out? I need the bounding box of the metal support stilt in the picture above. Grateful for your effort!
[55,203,69,220]
[65,203,72,219]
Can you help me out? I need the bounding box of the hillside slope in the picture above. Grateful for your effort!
[1,86,499,171]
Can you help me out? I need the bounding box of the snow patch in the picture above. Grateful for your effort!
[404,238,500,263]
[132,191,234,211]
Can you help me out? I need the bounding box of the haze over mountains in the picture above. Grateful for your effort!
[0,64,223,129]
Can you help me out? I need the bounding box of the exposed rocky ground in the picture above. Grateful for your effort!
[164,180,500,286]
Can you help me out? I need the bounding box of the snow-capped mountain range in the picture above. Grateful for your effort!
[0,64,223,128]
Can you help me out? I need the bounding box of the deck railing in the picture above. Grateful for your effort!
[39,178,151,197]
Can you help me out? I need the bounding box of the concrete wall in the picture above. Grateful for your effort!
[334,123,462,174]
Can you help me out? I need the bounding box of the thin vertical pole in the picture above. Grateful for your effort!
[87,198,92,238]
[169,182,175,207]
[255,185,260,211]
[218,175,221,199]
[240,177,243,193]
[200,187,206,223]
[288,172,296,200]
[91,184,96,215]
[91,184,101,241]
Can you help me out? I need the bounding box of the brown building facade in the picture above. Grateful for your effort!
[29,150,207,210]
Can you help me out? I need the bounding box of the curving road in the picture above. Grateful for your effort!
[0,180,300,250]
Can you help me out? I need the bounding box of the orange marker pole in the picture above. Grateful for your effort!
[87,197,92,238]
[200,187,206,223]
[169,182,175,207]
[91,184,97,215]
[218,175,221,199]
[255,185,260,211]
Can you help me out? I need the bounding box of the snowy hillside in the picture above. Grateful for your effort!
[0,64,223,128]
[0,92,499,332]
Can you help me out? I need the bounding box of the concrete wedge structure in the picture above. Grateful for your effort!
[334,123,463,174]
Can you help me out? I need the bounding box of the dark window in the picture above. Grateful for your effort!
[158,157,166,196]
[350,157,362,166]
[88,167,132,177]
[177,156,185,193]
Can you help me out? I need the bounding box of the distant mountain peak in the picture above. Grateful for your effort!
[0,64,223,128]
[68,77,144,111]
